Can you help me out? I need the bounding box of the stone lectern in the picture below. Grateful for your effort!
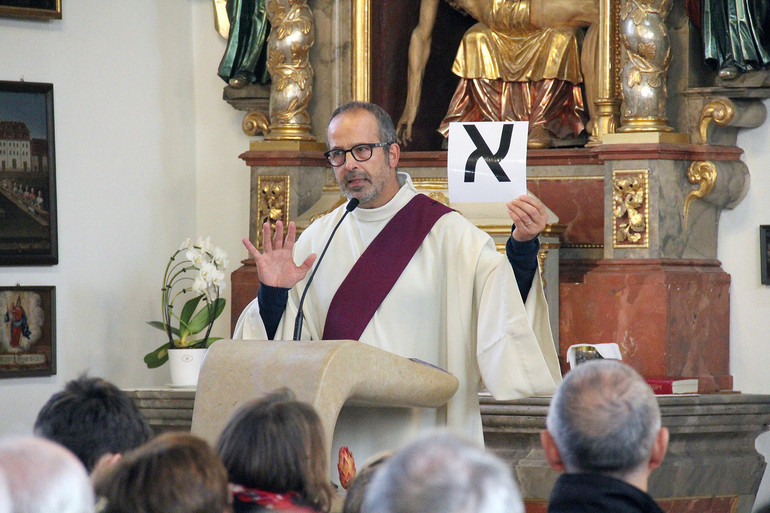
[190,339,459,456]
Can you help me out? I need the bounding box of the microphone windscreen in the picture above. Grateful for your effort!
[346,198,360,212]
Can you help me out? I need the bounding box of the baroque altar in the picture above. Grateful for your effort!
[229,0,769,389]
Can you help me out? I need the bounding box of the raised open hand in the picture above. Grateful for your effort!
[242,221,317,289]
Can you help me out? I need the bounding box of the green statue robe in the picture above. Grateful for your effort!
[702,0,770,73]
[218,0,270,85]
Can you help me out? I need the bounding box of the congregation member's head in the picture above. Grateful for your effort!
[93,432,230,513]
[361,431,524,513]
[0,470,9,513]
[34,375,152,472]
[216,388,333,513]
[341,452,391,513]
[541,359,669,494]
[0,436,94,513]
[325,102,401,209]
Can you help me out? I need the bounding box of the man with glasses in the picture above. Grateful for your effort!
[235,101,560,474]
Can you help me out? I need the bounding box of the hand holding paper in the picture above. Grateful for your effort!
[507,195,547,242]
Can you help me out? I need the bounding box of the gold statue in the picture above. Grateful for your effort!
[398,0,599,149]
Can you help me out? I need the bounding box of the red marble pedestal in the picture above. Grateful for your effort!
[560,259,732,391]
[230,260,259,336]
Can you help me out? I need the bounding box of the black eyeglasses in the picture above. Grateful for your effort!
[324,142,392,167]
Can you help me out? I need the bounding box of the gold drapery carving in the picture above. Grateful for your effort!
[353,0,627,142]
[683,161,717,228]
[613,169,649,247]
[213,0,230,38]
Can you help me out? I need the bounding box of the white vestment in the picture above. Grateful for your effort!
[234,173,561,479]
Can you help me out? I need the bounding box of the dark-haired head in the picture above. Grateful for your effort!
[34,375,152,472]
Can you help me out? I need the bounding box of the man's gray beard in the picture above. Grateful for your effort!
[339,184,377,205]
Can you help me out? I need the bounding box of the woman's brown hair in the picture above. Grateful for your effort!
[94,432,231,513]
[215,389,333,512]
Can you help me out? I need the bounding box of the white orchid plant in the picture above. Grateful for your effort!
[144,237,229,369]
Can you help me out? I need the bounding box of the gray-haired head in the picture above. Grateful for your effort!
[361,431,523,513]
[546,360,661,479]
[0,469,10,513]
[0,436,95,513]
[328,102,398,147]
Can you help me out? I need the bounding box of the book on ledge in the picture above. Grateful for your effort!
[646,377,699,395]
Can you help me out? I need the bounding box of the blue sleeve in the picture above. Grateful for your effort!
[506,227,540,303]
[257,284,289,339]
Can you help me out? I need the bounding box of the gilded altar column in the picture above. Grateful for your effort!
[256,0,325,150]
[587,0,621,145]
[613,0,685,141]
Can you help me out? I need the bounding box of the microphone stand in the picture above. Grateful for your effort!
[293,198,359,340]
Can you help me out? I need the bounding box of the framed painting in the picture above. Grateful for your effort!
[0,0,61,20]
[0,80,58,265]
[0,285,55,378]
[761,225,770,285]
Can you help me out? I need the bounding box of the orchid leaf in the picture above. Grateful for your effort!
[146,321,180,337]
[205,337,222,348]
[180,295,203,325]
[184,336,223,350]
[144,342,171,369]
[186,298,226,335]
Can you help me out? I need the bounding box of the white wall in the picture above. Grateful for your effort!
[0,0,250,435]
[722,99,770,510]
[722,104,770,394]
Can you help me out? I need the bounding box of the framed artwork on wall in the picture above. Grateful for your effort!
[0,0,61,20]
[761,225,770,285]
[0,80,58,265]
[0,285,56,378]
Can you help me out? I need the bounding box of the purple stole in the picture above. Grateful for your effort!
[322,194,453,340]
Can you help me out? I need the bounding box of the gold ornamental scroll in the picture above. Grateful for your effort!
[255,175,291,250]
[683,161,717,229]
[612,169,649,248]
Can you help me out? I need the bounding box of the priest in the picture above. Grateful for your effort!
[234,101,561,473]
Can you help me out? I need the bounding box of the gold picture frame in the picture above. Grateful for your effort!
[0,0,61,20]
[0,285,56,378]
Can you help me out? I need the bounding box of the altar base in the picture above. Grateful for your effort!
[560,259,732,390]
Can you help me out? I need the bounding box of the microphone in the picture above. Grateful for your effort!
[293,197,359,340]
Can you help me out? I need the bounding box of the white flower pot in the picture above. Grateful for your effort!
[168,348,207,387]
